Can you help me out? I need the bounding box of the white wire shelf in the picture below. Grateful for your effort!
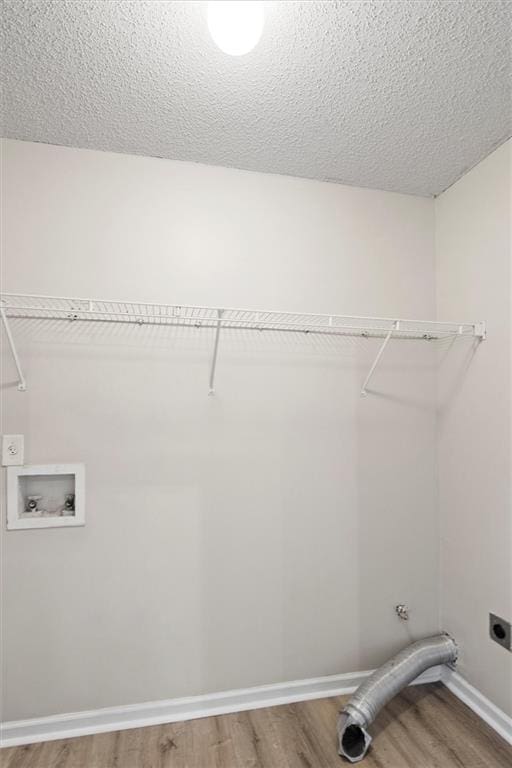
[0,292,486,395]
[0,292,485,338]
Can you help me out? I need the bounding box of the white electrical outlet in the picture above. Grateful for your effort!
[2,435,24,466]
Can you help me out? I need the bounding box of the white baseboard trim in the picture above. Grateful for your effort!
[0,665,442,748]
[442,668,512,746]
[4,665,509,750]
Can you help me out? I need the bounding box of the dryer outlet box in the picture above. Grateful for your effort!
[489,613,511,651]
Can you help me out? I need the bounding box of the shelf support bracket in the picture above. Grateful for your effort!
[360,320,399,397]
[208,309,223,396]
[473,321,486,341]
[0,307,27,391]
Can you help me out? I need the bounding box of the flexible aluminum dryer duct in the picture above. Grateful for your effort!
[337,633,457,763]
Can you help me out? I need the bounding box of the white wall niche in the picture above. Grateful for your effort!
[7,464,85,530]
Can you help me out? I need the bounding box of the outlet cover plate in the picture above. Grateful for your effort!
[2,435,24,466]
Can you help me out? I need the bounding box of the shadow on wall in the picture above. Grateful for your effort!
[355,337,438,668]
[354,332,483,671]
[0,318,484,715]
[437,336,481,418]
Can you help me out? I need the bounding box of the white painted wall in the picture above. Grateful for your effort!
[1,139,439,721]
[436,139,512,717]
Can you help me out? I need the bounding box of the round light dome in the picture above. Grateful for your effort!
[207,1,265,56]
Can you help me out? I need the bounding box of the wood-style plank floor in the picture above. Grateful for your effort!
[2,684,511,768]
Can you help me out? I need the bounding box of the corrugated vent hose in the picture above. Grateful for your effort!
[337,633,458,763]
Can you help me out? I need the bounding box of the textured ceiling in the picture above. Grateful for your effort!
[2,1,511,196]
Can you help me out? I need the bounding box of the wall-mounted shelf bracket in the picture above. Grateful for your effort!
[472,322,487,341]
[208,309,224,396]
[360,320,399,397]
[0,305,26,391]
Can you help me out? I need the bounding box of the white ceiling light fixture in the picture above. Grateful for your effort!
[207,1,265,56]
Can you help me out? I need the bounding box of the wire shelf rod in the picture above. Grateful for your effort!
[0,292,487,395]
[0,292,483,334]
[1,305,479,336]
[0,312,467,341]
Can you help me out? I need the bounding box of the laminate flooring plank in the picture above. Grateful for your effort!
[3,684,511,768]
